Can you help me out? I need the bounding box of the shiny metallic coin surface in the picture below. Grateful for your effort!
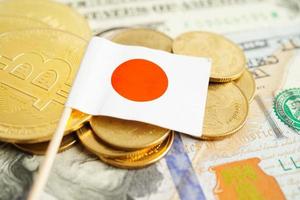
[66,110,91,134]
[77,126,153,158]
[14,133,77,155]
[172,31,246,82]
[0,15,48,33]
[201,82,249,139]
[234,69,256,102]
[0,29,87,143]
[90,116,170,150]
[111,28,173,52]
[98,131,174,169]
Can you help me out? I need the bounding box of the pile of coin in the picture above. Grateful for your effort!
[76,28,175,168]
[99,28,255,140]
[0,0,255,169]
[77,117,174,169]
[0,0,175,169]
[172,31,255,140]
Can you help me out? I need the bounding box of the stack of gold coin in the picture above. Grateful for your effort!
[0,14,174,169]
[75,28,175,168]
[0,0,92,154]
[77,117,174,169]
[0,0,255,168]
[172,31,256,139]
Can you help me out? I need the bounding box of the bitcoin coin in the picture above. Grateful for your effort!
[0,15,48,33]
[0,29,87,143]
[111,28,173,52]
[98,131,174,169]
[77,126,152,158]
[234,69,256,102]
[66,110,91,134]
[90,116,170,150]
[14,133,77,155]
[201,82,248,139]
[172,31,246,82]
[0,0,91,39]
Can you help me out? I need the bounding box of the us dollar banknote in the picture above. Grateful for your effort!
[60,0,300,35]
[0,142,166,200]
[1,0,300,200]
[1,25,299,200]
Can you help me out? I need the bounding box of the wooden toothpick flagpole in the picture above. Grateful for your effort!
[27,107,72,200]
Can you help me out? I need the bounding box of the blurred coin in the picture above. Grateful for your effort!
[14,133,77,155]
[0,0,91,39]
[77,126,152,158]
[95,27,130,39]
[201,82,248,139]
[172,31,246,82]
[98,131,174,169]
[234,69,256,102]
[111,28,173,52]
[90,116,170,150]
[0,15,48,33]
[66,110,91,134]
[0,29,87,143]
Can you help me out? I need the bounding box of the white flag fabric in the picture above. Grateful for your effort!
[67,37,211,137]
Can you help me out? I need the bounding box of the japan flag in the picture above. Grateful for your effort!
[67,37,211,137]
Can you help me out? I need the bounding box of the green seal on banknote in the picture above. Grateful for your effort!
[274,88,300,131]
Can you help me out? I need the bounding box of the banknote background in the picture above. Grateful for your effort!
[1,0,300,200]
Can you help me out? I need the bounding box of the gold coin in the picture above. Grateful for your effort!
[66,110,91,134]
[10,110,90,144]
[77,126,151,158]
[0,29,87,143]
[234,69,256,102]
[95,27,130,39]
[201,82,248,139]
[98,131,174,169]
[0,0,91,39]
[111,28,173,52]
[0,15,48,33]
[90,116,170,150]
[172,31,246,82]
[14,133,77,155]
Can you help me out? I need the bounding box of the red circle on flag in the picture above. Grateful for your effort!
[111,59,168,102]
